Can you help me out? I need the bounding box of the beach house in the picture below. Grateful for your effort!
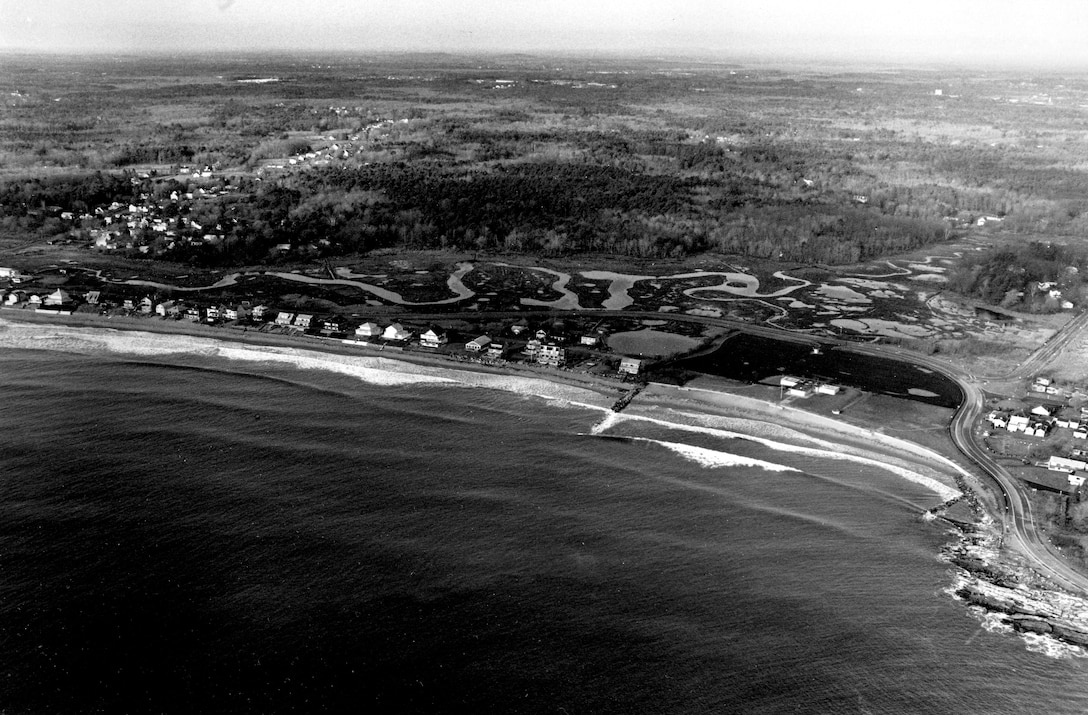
[537,344,565,368]
[466,335,491,352]
[420,328,449,349]
[618,357,642,376]
[382,323,412,342]
[354,322,381,339]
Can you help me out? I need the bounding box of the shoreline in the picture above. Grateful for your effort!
[0,310,630,409]
[1,309,965,500]
[12,309,1088,657]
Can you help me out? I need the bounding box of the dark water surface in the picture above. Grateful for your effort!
[1,349,1085,714]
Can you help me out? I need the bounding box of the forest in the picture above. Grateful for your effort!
[4,53,1088,269]
[948,241,1088,311]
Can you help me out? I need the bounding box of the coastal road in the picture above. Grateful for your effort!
[848,341,1088,595]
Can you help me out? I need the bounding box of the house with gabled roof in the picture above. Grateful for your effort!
[420,327,449,349]
[466,335,491,352]
[619,357,642,376]
[354,322,381,339]
[382,323,413,342]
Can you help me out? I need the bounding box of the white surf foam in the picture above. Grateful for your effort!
[602,435,799,472]
[600,410,960,501]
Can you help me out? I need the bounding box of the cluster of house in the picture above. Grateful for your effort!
[779,375,841,398]
[987,378,1088,440]
[1,288,76,313]
[78,184,233,253]
[259,119,400,174]
[0,280,646,374]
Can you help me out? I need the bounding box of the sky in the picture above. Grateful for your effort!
[3,0,1088,68]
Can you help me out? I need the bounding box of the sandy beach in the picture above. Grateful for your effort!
[0,309,965,500]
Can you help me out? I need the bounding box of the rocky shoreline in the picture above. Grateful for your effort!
[945,519,1088,651]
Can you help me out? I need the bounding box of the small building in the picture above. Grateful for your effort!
[320,317,346,334]
[537,344,565,368]
[251,305,269,321]
[815,383,841,396]
[1030,405,1054,418]
[382,323,412,342]
[43,289,72,306]
[779,376,803,388]
[84,291,100,305]
[1049,456,1088,473]
[294,314,313,330]
[205,305,220,322]
[1007,414,1030,433]
[486,342,505,360]
[466,335,491,352]
[420,328,449,349]
[155,300,178,317]
[184,307,201,322]
[580,335,599,347]
[618,357,642,376]
[523,339,542,358]
[275,312,295,326]
[1071,475,1087,488]
[355,322,381,339]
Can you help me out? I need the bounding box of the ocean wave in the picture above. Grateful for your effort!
[596,409,960,501]
[587,433,798,472]
[215,346,457,386]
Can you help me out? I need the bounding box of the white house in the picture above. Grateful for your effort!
[466,335,491,352]
[382,323,412,342]
[537,344,565,367]
[619,357,642,376]
[1007,414,1030,433]
[43,289,72,306]
[294,314,313,329]
[355,322,381,339]
[1049,456,1088,473]
[487,342,505,359]
[275,312,295,326]
[420,328,449,349]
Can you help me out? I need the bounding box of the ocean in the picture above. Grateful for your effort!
[2,346,1087,714]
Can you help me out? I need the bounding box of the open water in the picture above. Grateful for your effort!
[2,347,1087,713]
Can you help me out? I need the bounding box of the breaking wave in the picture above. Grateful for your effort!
[587,434,799,472]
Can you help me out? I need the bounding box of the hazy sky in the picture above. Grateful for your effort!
[3,0,1088,67]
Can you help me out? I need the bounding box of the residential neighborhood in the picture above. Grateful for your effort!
[0,279,649,379]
